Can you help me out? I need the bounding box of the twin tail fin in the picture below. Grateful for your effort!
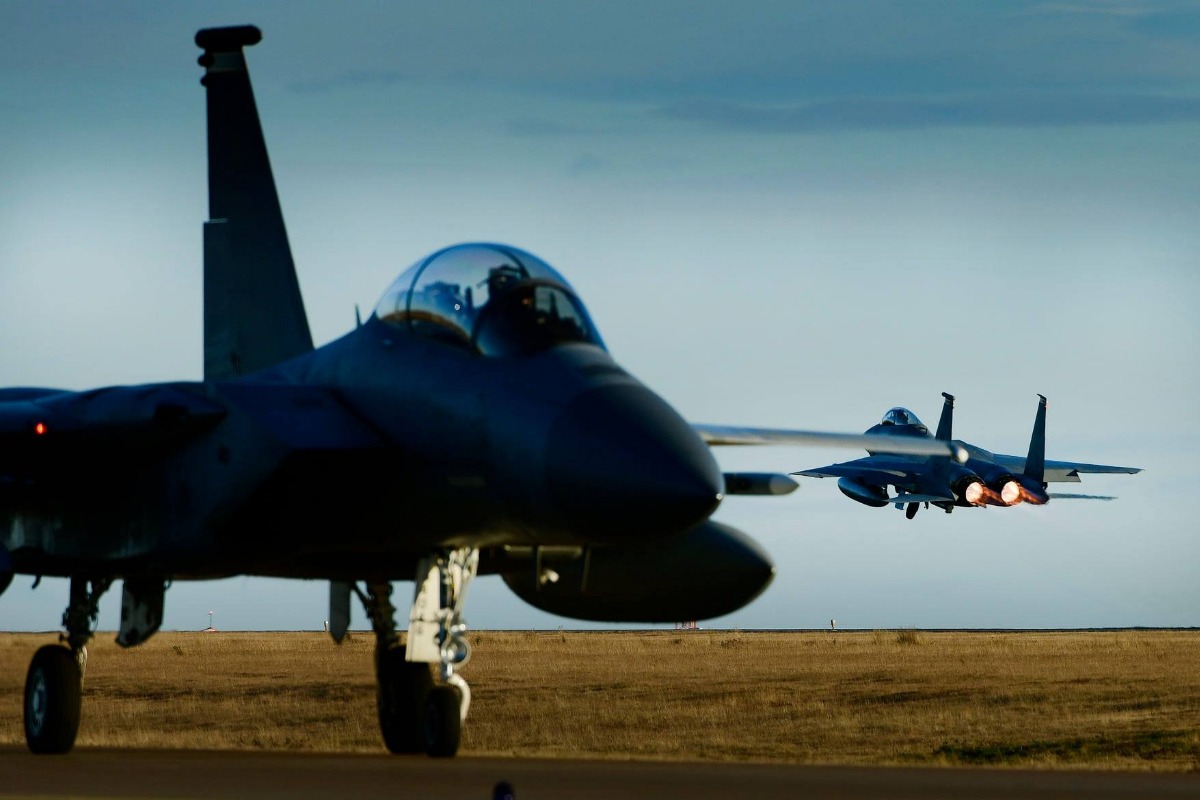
[197,26,313,380]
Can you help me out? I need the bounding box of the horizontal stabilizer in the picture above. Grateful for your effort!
[991,454,1142,483]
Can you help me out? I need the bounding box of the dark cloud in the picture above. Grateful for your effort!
[658,93,1200,133]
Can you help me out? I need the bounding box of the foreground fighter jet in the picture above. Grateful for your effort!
[795,393,1141,520]
[0,27,963,758]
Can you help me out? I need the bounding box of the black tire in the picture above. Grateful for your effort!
[376,644,432,754]
[424,685,462,758]
[24,645,82,755]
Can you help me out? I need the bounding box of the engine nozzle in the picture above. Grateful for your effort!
[952,475,988,507]
[998,478,1022,505]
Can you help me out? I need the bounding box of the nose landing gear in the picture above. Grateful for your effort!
[353,547,479,758]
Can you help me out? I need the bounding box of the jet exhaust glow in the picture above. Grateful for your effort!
[1017,485,1049,505]
[999,480,1022,506]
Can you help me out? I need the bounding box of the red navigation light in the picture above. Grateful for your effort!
[34,422,47,435]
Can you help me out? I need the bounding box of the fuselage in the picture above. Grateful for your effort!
[2,278,724,582]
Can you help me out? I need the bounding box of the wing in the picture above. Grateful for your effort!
[793,456,957,503]
[0,383,227,488]
[693,424,967,462]
[991,454,1142,483]
[793,458,915,481]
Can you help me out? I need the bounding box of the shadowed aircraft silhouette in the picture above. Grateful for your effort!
[0,26,964,757]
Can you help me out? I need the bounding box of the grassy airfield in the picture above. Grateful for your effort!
[0,630,1196,769]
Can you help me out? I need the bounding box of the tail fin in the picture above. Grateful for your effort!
[196,26,313,380]
[1025,394,1047,483]
[935,392,954,441]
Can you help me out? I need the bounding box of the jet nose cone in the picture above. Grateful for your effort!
[546,384,722,540]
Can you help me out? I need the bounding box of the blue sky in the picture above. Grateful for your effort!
[1,2,1197,632]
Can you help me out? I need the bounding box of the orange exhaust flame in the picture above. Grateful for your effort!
[974,485,1009,507]
[1000,480,1022,506]
[1017,485,1049,505]
[964,482,989,506]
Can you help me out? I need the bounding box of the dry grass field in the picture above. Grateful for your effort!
[1,630,1197,769]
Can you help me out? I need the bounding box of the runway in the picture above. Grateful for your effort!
[0,748,1196,800]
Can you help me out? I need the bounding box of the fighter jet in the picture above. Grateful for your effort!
[0,27,964,758]
[795,392,1141,520]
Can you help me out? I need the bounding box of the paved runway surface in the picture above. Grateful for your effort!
[0,748,1196,800]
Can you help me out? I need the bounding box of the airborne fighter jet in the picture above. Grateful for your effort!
[795,392,1141,520]
[0,27,963,758]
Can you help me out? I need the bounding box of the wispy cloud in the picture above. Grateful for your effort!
[506,118,593,137]
[567,154,609,176]
[288,70,407,95]
[658,94,1200,134]
[1026,1,1152,17]
[505,117,643,138]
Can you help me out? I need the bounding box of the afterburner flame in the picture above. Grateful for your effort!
[1017,485,1049,505]
[1000,480,1021,505]
[963,481,985,506]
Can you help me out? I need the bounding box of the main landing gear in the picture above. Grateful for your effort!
[340,547,479,758]
[24,577,110,753]
[23,575,164,754]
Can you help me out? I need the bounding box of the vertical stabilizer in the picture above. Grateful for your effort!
[935,392,954,441]
[1025,394,1048,483]
[196,26,313,380]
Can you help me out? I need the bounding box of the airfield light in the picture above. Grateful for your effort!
[1000,480,1021,505]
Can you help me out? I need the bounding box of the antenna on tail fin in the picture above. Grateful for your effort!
[935,392,954,442]
[1025,394,1048,484]
[197,26,313,380]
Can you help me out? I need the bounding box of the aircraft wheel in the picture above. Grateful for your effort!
[376,645,432,754]
[424,685,462,758]
[24,645,82,754]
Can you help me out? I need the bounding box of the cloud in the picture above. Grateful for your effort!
[288,70,407,95]
[506,118,593,137]
[1027,1,1152,17]
[1128,8,1200,39]
[505,117,643,138]
[657,93,1200,133]
[567,154,609,176]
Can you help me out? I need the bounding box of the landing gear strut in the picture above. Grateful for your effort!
[358,582,432,754]
[24,577,111,754]
[356,547,478,758]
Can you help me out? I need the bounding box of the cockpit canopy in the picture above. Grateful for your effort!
[881,407,924,427]
[373,243,605,357]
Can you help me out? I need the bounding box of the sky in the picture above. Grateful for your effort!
[1,2,1197,633]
